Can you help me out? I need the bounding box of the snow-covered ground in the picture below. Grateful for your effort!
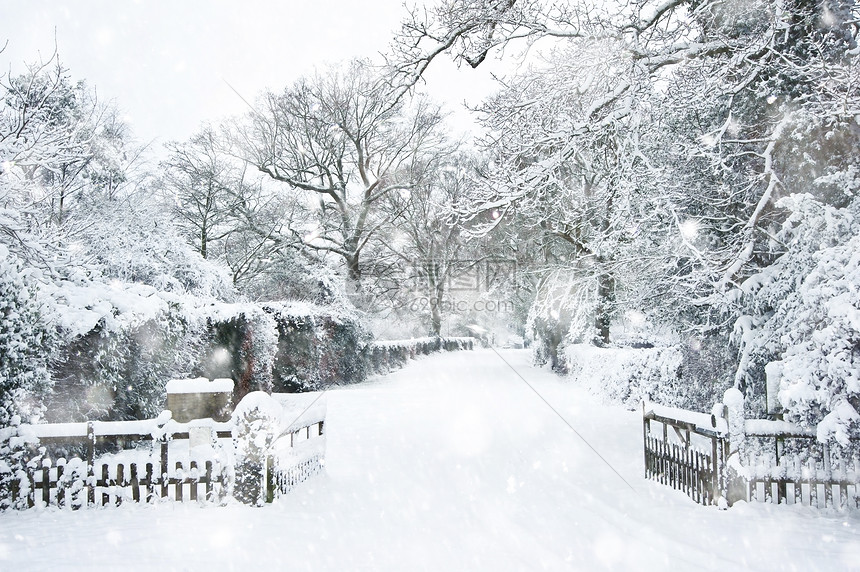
[0,349,858,571]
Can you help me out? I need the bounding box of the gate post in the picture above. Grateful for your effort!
[723,388,747,507]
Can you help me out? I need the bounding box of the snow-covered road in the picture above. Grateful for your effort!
[1,349,858,571]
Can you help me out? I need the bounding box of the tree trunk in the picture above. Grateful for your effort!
[428,263,445,337]
[346,252,361,283]
[593,269,615,347]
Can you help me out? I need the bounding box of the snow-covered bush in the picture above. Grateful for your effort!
[735,194,860,444]
[73,202,237,300]
[231,392,281,506]
[0,246,52,425]
[266,302,368,391]
[564,344,684,409]
[197,303,278,401]
[0,419,41,511]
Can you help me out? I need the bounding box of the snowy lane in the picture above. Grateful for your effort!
[1,349,859,571]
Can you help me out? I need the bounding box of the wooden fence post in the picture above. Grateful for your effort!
[642,401,650,479]
[160,437,169,499]
[86,421,95,507]
[266,456,275,503]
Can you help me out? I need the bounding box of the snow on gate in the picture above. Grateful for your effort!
[644,389,860,509]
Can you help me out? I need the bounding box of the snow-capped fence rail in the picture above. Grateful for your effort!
[643,389,860,510]
[2,393,328,510]
[642,400,729,506]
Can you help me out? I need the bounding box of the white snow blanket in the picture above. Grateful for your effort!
[0,350,857,570]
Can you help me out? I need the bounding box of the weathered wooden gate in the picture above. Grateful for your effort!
[643,401,728,506]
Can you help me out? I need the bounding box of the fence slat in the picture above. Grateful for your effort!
[190,461,198,502]
[101,464,110,507]
[131,464,140,503]
[41,465,50,506]
[56,464,65,508]
[175,462,183,502]
[116,464,124,507]
[145,463,155,503]
[205,461,214,501]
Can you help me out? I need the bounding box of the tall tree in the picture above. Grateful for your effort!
[162,126,242,260]
[378,153,479,336]
[238,60,447,286]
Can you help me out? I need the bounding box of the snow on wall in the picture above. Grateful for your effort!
[166,378,234,394]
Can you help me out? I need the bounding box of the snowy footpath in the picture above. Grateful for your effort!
[1,349,858,571]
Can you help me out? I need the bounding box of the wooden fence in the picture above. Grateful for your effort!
[15,458,225,509]
[7,413,326,510]
[743,426,860,509]
[266,420,325,502]
[643,401,728,506]
[643,395,860,510]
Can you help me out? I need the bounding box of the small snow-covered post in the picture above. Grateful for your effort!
[152,411,172,500]
[86,421,95,507]
[723,388,747,507]
[232,392,280,506]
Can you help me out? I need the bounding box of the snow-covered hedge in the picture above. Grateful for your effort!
[43,279,359,421]
[266,302,368,392]
[564,344,683,409]
[0,246,52,425]
[364,337,475,374]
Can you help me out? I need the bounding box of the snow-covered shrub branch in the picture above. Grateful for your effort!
[735,193,860,444]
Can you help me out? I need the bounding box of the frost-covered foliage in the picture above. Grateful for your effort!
[563,334,735,411]
[0,246,52,425]
[735,194,860,443]
[390,0,860,415]
[528,268,602,371]
[71,202,237,300]
[197,303,278,401]
[564,344,683,410]
[267,302,368,392]
[231,391,281,506]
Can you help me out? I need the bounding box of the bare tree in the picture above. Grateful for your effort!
[237,60,448,287]
[161,124,296,289]
[378,153,479,335]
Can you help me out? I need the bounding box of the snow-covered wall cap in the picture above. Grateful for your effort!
[723,387,744,408]
[166,377,234,394]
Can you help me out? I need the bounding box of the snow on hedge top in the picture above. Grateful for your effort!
[166,377,234,394]
[744,419,814,437]
[263,299,360,325]
[371,337,474,349]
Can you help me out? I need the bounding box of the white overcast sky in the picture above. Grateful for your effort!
[1,1,503,147]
